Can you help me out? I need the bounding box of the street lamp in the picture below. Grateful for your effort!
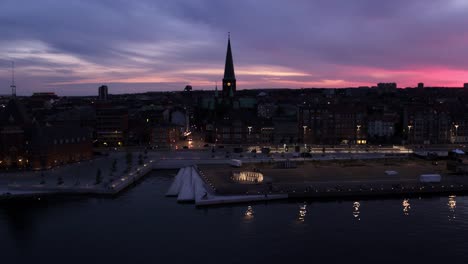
[247,126,252,135]
[407,125,413,144]
[303,125,308,145]
[454,124,459,144]
[356,125,361,144]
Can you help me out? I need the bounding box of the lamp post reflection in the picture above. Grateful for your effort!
[403,199,411,216]
[448,195,456,221]
[353,201,360,220]
[298,203,307,222]
[244,206,254,219]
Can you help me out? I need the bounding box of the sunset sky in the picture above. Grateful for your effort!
[1,0,468,95]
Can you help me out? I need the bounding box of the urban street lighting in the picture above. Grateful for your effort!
[407,125,413,145]
[454,124,459,144]
[356,125,361,145]
[303,125,308,145]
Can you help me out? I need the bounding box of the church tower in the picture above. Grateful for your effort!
[222,33,236,98]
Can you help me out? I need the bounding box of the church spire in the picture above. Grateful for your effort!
[223,33,235,80]
[222,33,236,98]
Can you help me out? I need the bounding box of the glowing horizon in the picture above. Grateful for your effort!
[1,0,468,95]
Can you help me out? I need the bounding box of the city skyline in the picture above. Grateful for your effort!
[1,0,468,95]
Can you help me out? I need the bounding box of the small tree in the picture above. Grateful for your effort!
[184,85,192,92]
[111,159,117,172]
[110,159,117,176]
[74,176,80,186]
[126,152,133,168]
[138,153,144,165]
[40,173,46,185]
[95,169,102,185]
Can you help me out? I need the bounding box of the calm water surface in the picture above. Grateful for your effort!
[1,170,467,264]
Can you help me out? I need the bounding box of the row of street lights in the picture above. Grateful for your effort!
[226,122,461,146]
[407,123,460,144]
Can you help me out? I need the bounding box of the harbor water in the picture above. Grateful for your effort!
[0,170,467,264]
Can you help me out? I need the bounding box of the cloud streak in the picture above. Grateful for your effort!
[0,0,468,95]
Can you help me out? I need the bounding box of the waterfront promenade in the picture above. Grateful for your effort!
[0,147,466,205]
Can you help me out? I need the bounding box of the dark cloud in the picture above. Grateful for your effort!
[0,0,468,95]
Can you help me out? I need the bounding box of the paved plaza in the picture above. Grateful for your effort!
[198,158,460,195]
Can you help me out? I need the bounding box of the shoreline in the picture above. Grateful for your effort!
[1,152,466,205]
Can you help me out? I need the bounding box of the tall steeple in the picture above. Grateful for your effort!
[222,32,236,98]
[10,61,16,98]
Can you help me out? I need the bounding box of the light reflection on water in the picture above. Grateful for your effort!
[244,205,254,218]
[2,171,468,263]
[448,195,456,221]
[298,202,307,222]
[403,199,411,216]
[353,201,360,220]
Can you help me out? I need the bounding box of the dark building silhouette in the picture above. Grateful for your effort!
[95,103,128,147]
[0,98,92,170]
[98,85,109,101]
[0,99,31,168]
[377,83,397,93]
[29,124,92,169]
